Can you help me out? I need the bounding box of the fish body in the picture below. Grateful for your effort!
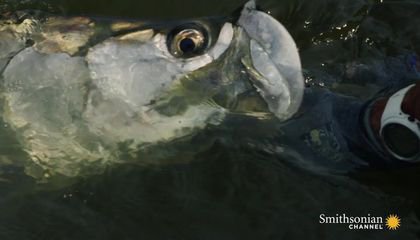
[0,1,304,177]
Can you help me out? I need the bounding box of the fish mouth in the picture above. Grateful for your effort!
[236,1,304,120]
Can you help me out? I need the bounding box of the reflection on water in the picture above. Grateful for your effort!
[1,0,420,239]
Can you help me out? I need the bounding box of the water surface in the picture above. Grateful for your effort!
[1,0,420,239]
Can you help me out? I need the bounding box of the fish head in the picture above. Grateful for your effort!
[1,0,304,177]
[85,0,304,131]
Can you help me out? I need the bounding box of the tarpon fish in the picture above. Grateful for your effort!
[0,1,304,177]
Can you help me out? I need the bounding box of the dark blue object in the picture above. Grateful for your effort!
[407,54,418,71]
[179,38,196,53]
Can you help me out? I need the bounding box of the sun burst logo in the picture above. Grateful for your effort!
[385,214,401,230]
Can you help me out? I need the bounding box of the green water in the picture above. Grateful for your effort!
[1,0,420,239]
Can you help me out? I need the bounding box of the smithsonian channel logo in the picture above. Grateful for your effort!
[319,213,401,230]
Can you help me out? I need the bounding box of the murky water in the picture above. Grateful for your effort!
[1,0,420,239]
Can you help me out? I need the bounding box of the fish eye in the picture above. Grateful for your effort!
[167,25,208,58]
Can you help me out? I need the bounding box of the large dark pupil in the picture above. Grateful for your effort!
[179,38,196,53]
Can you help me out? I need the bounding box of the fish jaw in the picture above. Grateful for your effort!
[237,0,304,120]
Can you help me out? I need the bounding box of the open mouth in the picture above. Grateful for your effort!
[236,0,304,120]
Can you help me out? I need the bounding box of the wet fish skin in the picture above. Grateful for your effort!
[0,1,304,178]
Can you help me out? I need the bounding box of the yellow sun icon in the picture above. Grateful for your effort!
[385,214,401,230]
